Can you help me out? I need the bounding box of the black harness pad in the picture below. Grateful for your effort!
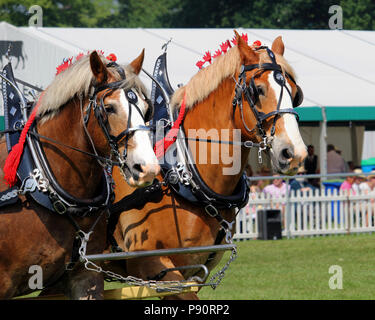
[149,52,249,210]
[1,62,54,211]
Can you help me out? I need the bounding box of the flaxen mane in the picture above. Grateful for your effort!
[37,54,148,121]
[170,46,297,110]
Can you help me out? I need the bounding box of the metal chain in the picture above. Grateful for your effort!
[208,226,238,289]
[77,228,236,293]
[76,230,213,293]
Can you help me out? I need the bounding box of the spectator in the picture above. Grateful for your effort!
[263,175,290,226]
[347,161,356,171]
[304,144,319,188]
[327,144,347,174]
[250,179,262,193]
[244,178,263,226]
[304,145,318,175]
[263,175,289,198]
[359,171,375,227]
[359,170,375,193]
[339,172,355,194]
[245,164,263,192]
[352,168,365,194]
[289,166,315,193]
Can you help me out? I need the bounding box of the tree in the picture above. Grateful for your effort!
[1,0,374,30]
[0,0,116,27]
[341,0,375,30]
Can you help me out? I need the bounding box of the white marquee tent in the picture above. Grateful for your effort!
[1,22,375,173]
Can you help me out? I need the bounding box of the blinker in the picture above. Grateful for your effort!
[126,90,138,104]
[273,71,285,86]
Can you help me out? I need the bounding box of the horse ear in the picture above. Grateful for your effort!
[90,51,108,84]
[271,36,285,56]
[130,49,145,75]
[234,30,257,64]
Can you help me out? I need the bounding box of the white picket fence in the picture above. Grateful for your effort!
[234,188,375,240]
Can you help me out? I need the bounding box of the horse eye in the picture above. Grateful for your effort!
[257,85,265,96]
[105,104,116,114]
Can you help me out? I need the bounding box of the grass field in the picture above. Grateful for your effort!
[16,233,375,300]
[198,233,375,300]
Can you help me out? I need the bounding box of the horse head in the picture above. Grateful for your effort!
[86,50,160,186]
[233,30,307,175]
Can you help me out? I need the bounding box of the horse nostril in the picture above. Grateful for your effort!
[132,163,143,173]
[281,148,294,160]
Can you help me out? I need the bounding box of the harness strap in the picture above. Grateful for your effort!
[28,130,122,167]
[106,179,164,253]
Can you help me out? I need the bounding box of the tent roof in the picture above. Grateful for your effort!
[297,106,375,123]
[1,23,375,128]
[21,26,375,108]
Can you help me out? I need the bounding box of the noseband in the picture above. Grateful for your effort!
[232,46,302,154]
[83,62,153,171]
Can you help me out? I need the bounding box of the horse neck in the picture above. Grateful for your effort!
[183,77,250,195]
[37,97,103,199]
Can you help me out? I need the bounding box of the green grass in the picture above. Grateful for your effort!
[16,233,375,300]
[198,233,375,300]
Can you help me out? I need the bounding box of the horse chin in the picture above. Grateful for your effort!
[127,177,153,188]
[120,166,154,188]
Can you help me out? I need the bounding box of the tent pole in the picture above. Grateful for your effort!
[320,106,327,187]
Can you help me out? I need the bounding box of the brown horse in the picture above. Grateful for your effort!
[0,50,159,299]
[108,31,307,299]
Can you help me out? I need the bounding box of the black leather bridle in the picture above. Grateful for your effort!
[232,46,303,154]
[83,62,153,172]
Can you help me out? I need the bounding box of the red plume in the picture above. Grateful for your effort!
[220,41,230,53]
[3,92,45,187]
[196,60,205,69]
[75,52,84,61]
[241,33,248,43]
[106,53,117,62]
[212,49,222,59]
[253,40,262,47]
[56,57,73,75]
[203,51,212,64]
[231,36,237,46]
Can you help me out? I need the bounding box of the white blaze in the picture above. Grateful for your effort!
[119,90,158,166]
[268,73,306,155]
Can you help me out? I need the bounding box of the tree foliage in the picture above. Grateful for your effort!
[0,0,374,30]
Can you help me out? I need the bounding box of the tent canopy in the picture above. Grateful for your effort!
[1,23,375,161]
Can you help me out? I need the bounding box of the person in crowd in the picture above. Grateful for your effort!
[352,168,366,194]
[327,144,347,174]
[245,164,264,193]
[289,166,315,194]
[359,171,375,193]
[263,175,290,226]
[358,171,375,227]
[263,175,289,198]
[347,161,356,171]
[339,171,355,193]
[304,144,320,188]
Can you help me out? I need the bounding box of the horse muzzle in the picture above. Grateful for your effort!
[270,140,307,175]
[125,162,161,187]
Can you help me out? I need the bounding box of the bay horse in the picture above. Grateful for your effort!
[0,50,160,299]
[108,31,307,299]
